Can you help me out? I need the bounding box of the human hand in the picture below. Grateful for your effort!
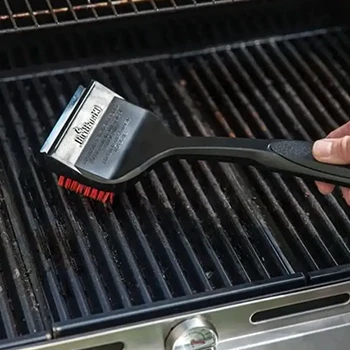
[312,121,350,205]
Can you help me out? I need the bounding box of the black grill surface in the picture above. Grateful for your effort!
[0,2,350,348]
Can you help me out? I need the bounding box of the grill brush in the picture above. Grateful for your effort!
[40,80,350,204]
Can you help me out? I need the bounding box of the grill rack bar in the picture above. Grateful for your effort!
[0,0,239,33]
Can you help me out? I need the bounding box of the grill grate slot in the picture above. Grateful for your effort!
[1,24,350,344]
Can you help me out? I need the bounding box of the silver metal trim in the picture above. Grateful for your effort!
[13,280,350,350]
[40,85,86,154]
[40,81,125,158]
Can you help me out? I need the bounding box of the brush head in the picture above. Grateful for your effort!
[40,80,173,202]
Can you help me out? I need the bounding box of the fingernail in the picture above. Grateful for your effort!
[341,188,350,206]
[318,185,334,195]
[313,140,333,159]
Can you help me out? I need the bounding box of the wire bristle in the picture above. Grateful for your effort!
[57,175,114,204]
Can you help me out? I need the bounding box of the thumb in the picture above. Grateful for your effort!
[313,136,350,165]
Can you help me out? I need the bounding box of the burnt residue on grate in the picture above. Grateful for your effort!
[1,27,350,340]
[0,127,51,345]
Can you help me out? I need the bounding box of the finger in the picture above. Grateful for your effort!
[313,136,350,165]
[315,181,335,195]
[341,187,350,206]
[327,121,350,138]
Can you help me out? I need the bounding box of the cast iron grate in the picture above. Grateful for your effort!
[0,0,243,33]
[0,24,350,346]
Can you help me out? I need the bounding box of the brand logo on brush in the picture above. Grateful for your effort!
[73,105,103,145]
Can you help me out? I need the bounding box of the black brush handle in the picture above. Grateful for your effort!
[169,137,350,187]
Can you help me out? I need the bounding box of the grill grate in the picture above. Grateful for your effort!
[1,21,350,346]
[0,0,244,33]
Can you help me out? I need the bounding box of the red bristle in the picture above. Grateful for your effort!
[97,191,105,201]
[84,187,91,196]
[76,184,84,194]
[58,176,65,187]
[64,178,72,189]
[71,181,78,191]
[102,192,110,203]
[57,175,114,204]
[90,188,98,199]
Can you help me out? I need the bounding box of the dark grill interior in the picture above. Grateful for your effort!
[0,0,350,348]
